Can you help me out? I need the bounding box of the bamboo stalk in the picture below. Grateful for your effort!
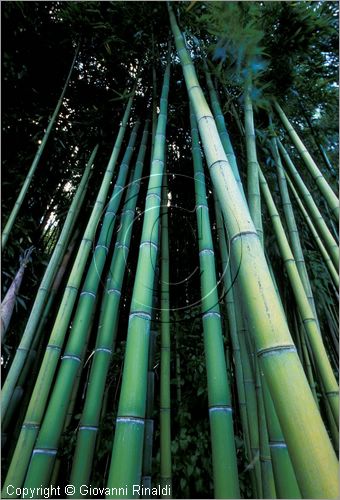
[22,121,141,489]
[2,229,80,442]
[106,62,170,498]
[243,94,276,497]
[159,173,172,497]
[214,198,256,494]
[261,379,301,499]
[244,77,263,244]
[2,93,135,496]
[141,65,160,494]
[2,44,80,248]
[1,144,98,421]
[270,134,320,324]
[285,173,339,289]
[277,139,339,269]
[69,121,150,492]
[274,101,339,221]
[259,167,339,423]
[204,67,245,200]
[235,299,262,498]
[50,292,98,488]
[168,6,338,497]
[190,106,240,498]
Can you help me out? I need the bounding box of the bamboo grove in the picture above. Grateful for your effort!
[2,2,339,499]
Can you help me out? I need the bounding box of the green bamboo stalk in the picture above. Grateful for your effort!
[168,5,338,497]
[259,167,339,423]
[159,173,172,497]
[277,139,339,271]
[2,44,80,248]
[254,363,277,499]
[190,106,240,498]
[243,78,275,497]
[141,68,160,494]
[2,94,135,496]
[50,292,98,488]
[274,101,339,221]
[2,228,80,441]
[261,379,301,499]
[285,173,339,289]
[69,120,149,493]
[235,301,262,498]
[244,77,263,244]
[293,313,319,405]
[1,144,98,422]
[270,135,320,324]
[322,298,339,355]
[106,62,170,498]
[204,67,245,200]
[213,198,253,481]
[175,328,182,405]
[22,120,140,489]
[141,328,157,496]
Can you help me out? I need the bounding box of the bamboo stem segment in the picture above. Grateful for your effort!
[160,173,172,497]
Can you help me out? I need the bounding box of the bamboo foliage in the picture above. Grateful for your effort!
[274,101,339,221]
[2,93,135,496]
[2,44,80,249]
[106,62,170,498]
[168,5,338,498]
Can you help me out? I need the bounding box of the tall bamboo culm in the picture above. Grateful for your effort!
[285,173,339,289]
[69,121,150,493]
[243,83,277,498]
[204,67,245,200]
[274,100,339,221]
[160,173,172,497]
[2,44,80,248]
[269,134,320,324]
[244,76,263,243]
[106,62,170,498]
[22,120,141,489]
[168,5,338,497]
[190,105,240,498]
[1,144,98,422]
[259,166,339,423]
[277,138,339,268]
[2,92,135,496]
